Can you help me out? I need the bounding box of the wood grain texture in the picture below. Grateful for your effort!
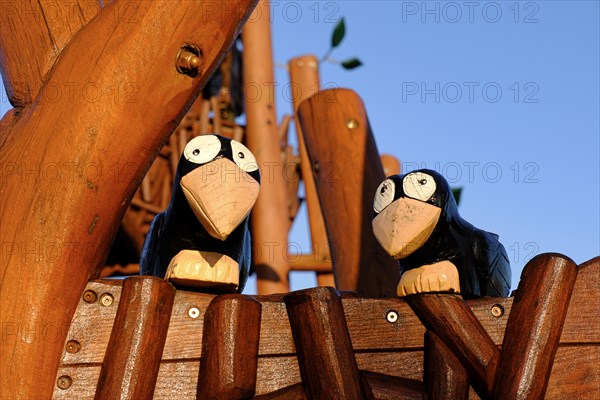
[362,371,425,400]
[288,54,335,288]
[297,88,400,296]
[425,331,469,400]
[492,254,578,400]
[0,0,101,107]
[0,2,258,397]
[197,294,262,399]
[406,294,499,398]
[284,287,368,399]
[242,0,290,294]
[254,383,307,400]
[94,277,175,400]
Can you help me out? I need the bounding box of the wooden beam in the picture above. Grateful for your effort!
[492,254,578,399]
[0,0,101,107]
[95,277,175,399]
[243,0,290,294]
[197,295,262,399]
[406,294,499,398]
[288,55,335,287]
[424,331,469,400]
[380,154,401,176]
[0,1,259,398]
[284,287,368,399]
[297,89,400,296]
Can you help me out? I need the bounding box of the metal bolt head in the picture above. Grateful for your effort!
[82,290,97,303]
[188,306,200,319]
[99,293,114,307]
[491,304,504,318]
[65,340,81,354]
[346,119,358,129]
[386,310,399,323]
[57,375,72,390]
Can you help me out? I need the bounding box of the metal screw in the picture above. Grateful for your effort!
[386,310,399,323]
[82,290,97,304]
[345,119,358,129]
[57,375,72,390]
[99,293,114,307]
[296,60,304,67]
[491,304,504,318]
[65,340,81,354]
[188,306,200,319]
[176,45,202,76]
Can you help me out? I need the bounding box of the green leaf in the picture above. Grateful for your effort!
[341,58,363,70]
[452,187,463,206]
[331,18,346,48]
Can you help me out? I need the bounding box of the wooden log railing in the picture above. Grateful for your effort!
[51,255,599,399]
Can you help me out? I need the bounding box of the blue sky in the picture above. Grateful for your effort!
[2,1,598,294]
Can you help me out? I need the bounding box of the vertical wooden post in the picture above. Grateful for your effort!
[95,277,175,400]
[425,331,469,400]
[380,154,401,177]
[284,287,368,399]
[297,89,400,296]
[243,0,290,294]
[288,55,334,287]
[492,254,578,399]
[406,294,499,398]
[197,294,262,399]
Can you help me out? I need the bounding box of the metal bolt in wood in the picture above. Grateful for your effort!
[99,293,114,307]
[491,304,504,318]
[188,306,200,319]
[386,310,399,323]
[176,47,202,75]
[345,119,358,129]
[56,375,72,390]
[65,340,81,354]
[82,290,97,303]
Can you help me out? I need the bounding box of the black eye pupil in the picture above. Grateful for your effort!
[380,186,386,194]
[238,152,245,159]
[419,179,427,185]
[193,149,200,156]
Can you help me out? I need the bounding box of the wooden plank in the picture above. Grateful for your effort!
[0,1,259,397]
[254,384,307,400]
[243,0,290,294]
[288,54,335,288]
[425,332,469,400]
[362,371,425,400]
[406,294,499,398]
[95,277,175,399]
[492,254,578,399]
[59,263,600,367]
[197,295,262,399]
[297,89,400,296]
[0,0,101,107]
[284,287,368,399]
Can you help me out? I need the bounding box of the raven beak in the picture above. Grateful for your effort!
[180,157,260,240]
[372,197,441,259]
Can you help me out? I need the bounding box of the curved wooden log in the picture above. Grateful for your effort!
[0,0,101,107]
[0,1,258,397]
[95,277,175,400]
[297,88,400,296]
[492,253,578,399]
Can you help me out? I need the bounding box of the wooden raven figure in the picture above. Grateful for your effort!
[372,169,511,297]
[140,134,260,293]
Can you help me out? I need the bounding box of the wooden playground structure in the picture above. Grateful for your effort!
[1,1,598,399]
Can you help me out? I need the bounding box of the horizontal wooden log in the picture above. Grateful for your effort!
[254,383,307,400]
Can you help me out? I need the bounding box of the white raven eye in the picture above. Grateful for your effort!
[403,172,436,201]
[373,179,395,213]
[231,140,258,172]
[183,135,221,164]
